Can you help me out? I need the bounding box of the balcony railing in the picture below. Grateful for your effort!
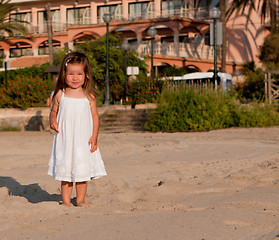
[134,42,219,61]
[97,5,124,23]
[161,7,209,20]
[67,17,92,26]
[36,22,68,34]
[11,21,68,35]
[8,6,210,36]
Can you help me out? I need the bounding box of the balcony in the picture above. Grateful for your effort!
[134,42,218,61]
[5,5,214,64]
[67,17,92,26]
[126,5,209,21]
[161,7,209,20]
[97,4,123,23]
[9,5,210,36]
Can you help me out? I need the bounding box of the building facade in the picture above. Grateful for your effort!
[0,0,270,74]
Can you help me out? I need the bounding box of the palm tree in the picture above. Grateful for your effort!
[0,0,29,40]
[227,0,277,32]
[219,0,227,72]
[215,0,277,72]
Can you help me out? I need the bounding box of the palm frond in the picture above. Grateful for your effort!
[226,0,256,27]
[0,0,29,38]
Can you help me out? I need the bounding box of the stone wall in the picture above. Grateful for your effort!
[0,104,155,131]
[0,107,50,131]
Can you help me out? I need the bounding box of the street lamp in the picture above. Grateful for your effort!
[147,26,157,79]
[122,41,130,102]
[209,7,221,89]
[103,12,112,105]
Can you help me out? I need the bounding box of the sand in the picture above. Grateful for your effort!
[0,127,279,240]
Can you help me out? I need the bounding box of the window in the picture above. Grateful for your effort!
[38,41,61,55]
[129,2,149,20]
[194,0,210,8]
[10,47,32,58]
[67,7,91,25]
[37,10,60,34]
[10,12,31,22]
[10,12,32,35]
[161,0,182,15]
[97,5,118,23]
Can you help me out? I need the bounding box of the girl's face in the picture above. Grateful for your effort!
[65,63,85,90]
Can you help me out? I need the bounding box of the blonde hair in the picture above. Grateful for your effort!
[53,52,97,101]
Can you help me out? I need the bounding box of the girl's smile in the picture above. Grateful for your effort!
[66,63,85,90]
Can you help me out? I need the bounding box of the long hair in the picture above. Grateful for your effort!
[53,52,97,101]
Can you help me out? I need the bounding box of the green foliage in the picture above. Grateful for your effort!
[234,61,265,101]
[259,31,279,64]
[126,77,159,106]
[53,48,69,66]
[0,75,53,109]
[233,103,279,127]
[145,88,279,132]
[0,64,50,84]
[0,0,29,39]
[158,65,189,77]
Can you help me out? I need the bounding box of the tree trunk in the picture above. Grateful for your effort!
[220,0,227,72]
[46,3,54,66]
[270,1,277,32]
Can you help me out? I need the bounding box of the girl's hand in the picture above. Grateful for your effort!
[88,137,97,153]
[50,121,59,133]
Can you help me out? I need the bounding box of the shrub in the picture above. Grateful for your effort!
[158,65,189,77]
[234,61,265,102]
[233,103,279,127]
[0,64,49,85]
[145,88,279,132]
[0,75,53,109]
[259,31,279,64]
[126,77,159,106]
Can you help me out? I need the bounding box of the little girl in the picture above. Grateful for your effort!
[48,52,107,207]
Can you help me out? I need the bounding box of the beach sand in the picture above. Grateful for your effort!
[0,127,279,240]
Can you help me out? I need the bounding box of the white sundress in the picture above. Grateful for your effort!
[48,92,107,182]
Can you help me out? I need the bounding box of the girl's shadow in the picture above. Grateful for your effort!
[0,176,61,204]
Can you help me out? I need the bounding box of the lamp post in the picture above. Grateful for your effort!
[122,41,130,102]
[103,12,112,105]
[209,7,221,89]
[147,26,157,79]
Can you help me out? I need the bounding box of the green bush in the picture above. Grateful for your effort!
[126,77,159,106]
[158,65,189,77]
[0,64,50,85]
[234,62,265,102]
[234,103,279,127]
[0,75,53,109]
[145,88,279,132]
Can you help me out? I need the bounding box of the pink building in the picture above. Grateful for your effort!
[0,0,270,74]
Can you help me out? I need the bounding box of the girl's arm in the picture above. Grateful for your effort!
[88,96,99,153]
[49,90,62,133]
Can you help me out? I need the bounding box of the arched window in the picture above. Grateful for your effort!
[38,40,61,55]
[10,42,32,58]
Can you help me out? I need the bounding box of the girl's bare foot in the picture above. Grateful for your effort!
[76,202,88,208]
[60,201,71,207]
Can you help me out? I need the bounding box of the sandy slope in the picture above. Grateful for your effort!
[0,128,279,240]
